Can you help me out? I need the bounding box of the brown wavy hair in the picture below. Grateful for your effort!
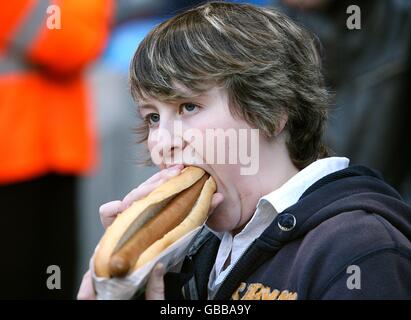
[130,1,330,169]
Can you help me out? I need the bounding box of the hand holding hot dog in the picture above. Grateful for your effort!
[77,164,184,300]
[77,165,224,300]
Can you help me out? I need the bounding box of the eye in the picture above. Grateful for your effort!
[180,103,199,114]
[145,113,160,126]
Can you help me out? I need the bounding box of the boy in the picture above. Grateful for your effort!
[78,1,411,300]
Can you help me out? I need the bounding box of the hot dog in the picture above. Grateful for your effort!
[94,166,216,278]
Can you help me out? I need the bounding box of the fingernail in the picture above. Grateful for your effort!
[167,169,180,177]
[169,164,184,170]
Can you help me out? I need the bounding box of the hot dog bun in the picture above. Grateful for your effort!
[94,166,216,278]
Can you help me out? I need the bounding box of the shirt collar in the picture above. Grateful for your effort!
[259,156,350,214]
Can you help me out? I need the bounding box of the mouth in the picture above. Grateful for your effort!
[165,163,206,173]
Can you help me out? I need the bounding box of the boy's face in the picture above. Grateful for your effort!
[138,86,262,232]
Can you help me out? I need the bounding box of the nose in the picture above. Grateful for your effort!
[158,136,188,161]
[152,118,187,166]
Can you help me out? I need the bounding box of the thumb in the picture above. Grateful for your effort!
[145,263,166,300]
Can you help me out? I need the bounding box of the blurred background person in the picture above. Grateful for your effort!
[0,0,113,298]
[271,0,411,203]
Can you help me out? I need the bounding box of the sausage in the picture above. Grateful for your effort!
[109,173,210,277]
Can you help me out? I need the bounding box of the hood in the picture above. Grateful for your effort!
[260,165,411,246]
[211,165,411,299]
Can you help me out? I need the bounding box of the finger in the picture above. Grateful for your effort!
[99,200,126,229]
[145,263,166,300]
[141,164,184,186]
[122,183,161,208]
[98,167,185,229]
[122,167,183,208]
[209,192,224,215]
[77,270,96,300]
[159,166,184,180]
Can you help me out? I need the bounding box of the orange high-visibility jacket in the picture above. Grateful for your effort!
[0,0,113,184]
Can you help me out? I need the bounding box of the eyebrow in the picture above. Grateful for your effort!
[138,103,157,111]
[138,94,207,114]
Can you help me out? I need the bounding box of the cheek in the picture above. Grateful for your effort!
[147,135,155,153]
[147,129,161,151]
[147,131,162,165]
[184,117,209,133]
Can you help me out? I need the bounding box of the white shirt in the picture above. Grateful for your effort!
[207,157,350,299]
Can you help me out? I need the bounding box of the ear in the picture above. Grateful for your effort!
[275,113,288,136]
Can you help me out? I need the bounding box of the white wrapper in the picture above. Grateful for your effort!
[90,226,202,300]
